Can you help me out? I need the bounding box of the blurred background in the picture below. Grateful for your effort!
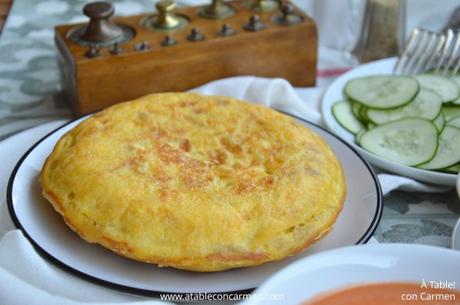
[0,0,460,138]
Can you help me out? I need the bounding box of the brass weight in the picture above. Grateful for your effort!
[199,0,236,19]
[142,0,189,31]
[250,0,278,12]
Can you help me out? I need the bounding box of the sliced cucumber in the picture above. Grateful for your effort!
[433,111,446,133]
[415,74,460,103]
[359,105,370,122]
[451,76,460,105]
[367,89,442,125]
[418,126,460,170]
[360,118,438,166]
[332,101,365,134]
[356,129,366,145]
[448,115,460,128]
[345,75,419,109]
[367,122,377,129]
[452,97,460,105]
[444,163,460,173]
[351,101,368,123]
[451,75,460,87]
[351,101,362,119]
[442,106,460,121]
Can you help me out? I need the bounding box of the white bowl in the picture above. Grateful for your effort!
[242,244,460,305]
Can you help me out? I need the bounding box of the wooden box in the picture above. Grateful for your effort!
[55,0,317,115]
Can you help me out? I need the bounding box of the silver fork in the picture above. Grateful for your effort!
[394,28,460,75]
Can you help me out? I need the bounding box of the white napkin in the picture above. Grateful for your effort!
[191,77,321,123]
[0,76,452,305]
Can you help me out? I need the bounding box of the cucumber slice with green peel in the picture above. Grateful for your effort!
[418,126,460,170]
[451,75,460,87]
[415,74,460,103]
[360,118,438,166]
[345,75,419,109]
[451,97,460,105]
[350,101,369,123]
[451,76,460,105]
[356,129,366,145]
[367,89,442,125]
[367,122,377,129]
[332,101,365,134]
[447,115,460,128]
[351,101,368,123]
[360,106,370,122]
[442,106,460,121]
[444,163,460,173]
[351,101,362,119]
[433,111,446,133]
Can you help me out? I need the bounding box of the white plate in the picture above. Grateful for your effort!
[7,114,382,296]
[322,57,457,186]
[244,244,460,305]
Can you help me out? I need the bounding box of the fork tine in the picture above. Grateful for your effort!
[394,28,420,75]
[404,30,428,75]
[435,29,454,74]
[424,33,446,73]
[452,32,460,75]
[452,55,460,75]
[443,31,460,75]
[395,28,460,75]
[412,31,438,74]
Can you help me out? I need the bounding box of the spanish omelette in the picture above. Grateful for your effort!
[40,93,346,272]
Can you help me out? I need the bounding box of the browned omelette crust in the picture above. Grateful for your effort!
[40,93,346,272]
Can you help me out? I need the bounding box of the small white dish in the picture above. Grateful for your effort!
[243,244,460,305]
[322,57,457,186]
[7,114,382,296]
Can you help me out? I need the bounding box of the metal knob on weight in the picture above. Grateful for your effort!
[142,0,189,31]
[244,15,265,32]
[187,28,206,42]
[273,3,304,26]
[218,24,236,36]
[199,0,235,19]
[67,1,135,48]
[80,2,123,42]
[162,35,177,46]
[250,0,278,12]
[155,0,182,29]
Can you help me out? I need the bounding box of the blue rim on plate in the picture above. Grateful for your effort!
[6,111,383,297]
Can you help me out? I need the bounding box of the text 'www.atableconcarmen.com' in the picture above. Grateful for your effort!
[159,292,285,303]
